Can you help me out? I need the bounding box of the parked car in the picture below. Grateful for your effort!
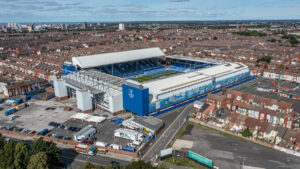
[83,140,94,145]
[62,136,71,140]
[68,127,74,131]
[17,128,23,132]
[51,134,60,138]
[74,127,81,132]
[24,129,31,133]
[59,124,65,129]
[13,127,19,132]
[48,121,55,126]
[7,126,16,131]
[30,131,36,134]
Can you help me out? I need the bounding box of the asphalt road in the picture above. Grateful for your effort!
[61,148,129,169]
[142,103,193,162]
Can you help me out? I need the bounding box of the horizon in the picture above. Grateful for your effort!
[2,19,300,25]
[1,0,300,23]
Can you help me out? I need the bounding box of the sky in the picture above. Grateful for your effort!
[0,0,300,23]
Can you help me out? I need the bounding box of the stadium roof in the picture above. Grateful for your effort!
[72,47,165,69]
[142,62,248,102]
[166,55,223,65]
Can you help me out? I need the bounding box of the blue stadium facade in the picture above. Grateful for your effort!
[57,48,251,116]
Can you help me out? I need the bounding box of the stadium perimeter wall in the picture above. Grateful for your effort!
[149,71,250,113]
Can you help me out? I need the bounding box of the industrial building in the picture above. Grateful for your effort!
[122,116,164,135]
[73,125,96,142]
[54,47,250,116]
[114,128,144,141]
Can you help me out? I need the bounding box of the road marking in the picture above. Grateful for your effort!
[142,104,191,160]
[163,105,192,150]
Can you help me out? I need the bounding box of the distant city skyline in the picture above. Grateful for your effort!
[0,0,300,23]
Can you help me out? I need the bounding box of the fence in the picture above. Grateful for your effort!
[274,145,300,157]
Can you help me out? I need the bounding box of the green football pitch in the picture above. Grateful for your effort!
[133,70,180,83]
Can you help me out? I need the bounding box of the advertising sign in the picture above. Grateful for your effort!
[188,151,213,168]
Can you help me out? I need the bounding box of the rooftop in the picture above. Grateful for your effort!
[72,47,165,69]
[142,62,248,101]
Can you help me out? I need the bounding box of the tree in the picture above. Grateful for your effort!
[213,37,218,40]
[125,160,152,169]
[30,138,61,168]
[0,140,15,169]
[14,142,29,169]
[0,134,5,150]
[257,56,272,63]
[27,152,50,169]
[241,128,253,137]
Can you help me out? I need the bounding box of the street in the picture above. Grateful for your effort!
[142,103,193,162]
[61,148,129,169]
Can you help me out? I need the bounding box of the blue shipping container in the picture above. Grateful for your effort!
[110,118,117,123]
[122,146,135,152]
[38,129,49,136]
[15,99,23,104]
[5,108,17,116]
[145,135,152,142]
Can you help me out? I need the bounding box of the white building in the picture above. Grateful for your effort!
[119,23,125,31]
[114,128,144,141]
[73,125,96,142]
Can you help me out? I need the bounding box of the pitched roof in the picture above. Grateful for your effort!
[244,116,269,132]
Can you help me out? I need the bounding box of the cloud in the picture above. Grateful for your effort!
[0,0,299,22]
[169,0,190,2]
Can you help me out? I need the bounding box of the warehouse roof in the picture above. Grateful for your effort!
[72,47,165,69]
[132,116,164,133]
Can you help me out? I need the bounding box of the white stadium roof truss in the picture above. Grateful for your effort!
[72,47,165,69]
[63,69,124,96]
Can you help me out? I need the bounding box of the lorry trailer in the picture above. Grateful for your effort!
[75,144,96,156]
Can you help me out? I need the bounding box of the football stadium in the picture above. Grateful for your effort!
[54,48,251,116]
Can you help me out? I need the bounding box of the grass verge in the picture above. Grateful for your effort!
[163,157,208,169]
